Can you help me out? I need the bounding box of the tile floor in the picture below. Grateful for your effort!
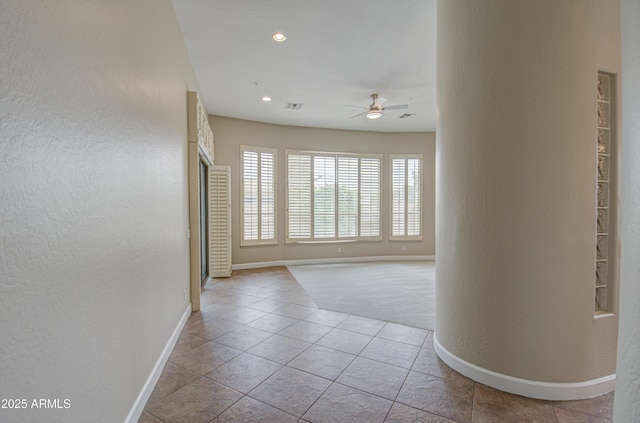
[139,266,614,423]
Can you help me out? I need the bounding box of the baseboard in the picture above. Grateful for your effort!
[433,333,616,401]
[125,304,192,423]
[232,255,436,270]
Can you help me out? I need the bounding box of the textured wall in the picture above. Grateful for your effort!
[209,116,436,265]
[613,0,640,420]
[0,1,198,422]
[436,0,620,391]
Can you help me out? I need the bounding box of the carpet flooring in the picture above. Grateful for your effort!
[287,261,435,330]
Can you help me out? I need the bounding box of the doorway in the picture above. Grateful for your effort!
[199,158,208,286]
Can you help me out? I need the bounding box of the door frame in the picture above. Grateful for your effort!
[188,142,213,311]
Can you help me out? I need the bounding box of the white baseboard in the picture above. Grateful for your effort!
[125,304,192,423]
[433,333,615,401]
[232,255,435,270]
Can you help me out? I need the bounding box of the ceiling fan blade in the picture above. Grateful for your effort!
[345,104,367,109]
[349,111,368,118]
[375,97,388,106]
[383,104,409,111]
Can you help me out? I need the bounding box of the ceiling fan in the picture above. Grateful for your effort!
[346,94,409,120]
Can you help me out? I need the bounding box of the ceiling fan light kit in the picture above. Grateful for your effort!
[366,110,382,119]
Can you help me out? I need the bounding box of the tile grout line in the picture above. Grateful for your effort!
[470,382,478,423]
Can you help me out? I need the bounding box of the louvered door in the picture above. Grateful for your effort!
[209,165,231,277]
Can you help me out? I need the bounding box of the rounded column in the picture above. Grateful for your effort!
[435,0,619,399]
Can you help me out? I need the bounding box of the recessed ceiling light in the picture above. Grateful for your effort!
[272,32,287,42]
[261,96,272,102]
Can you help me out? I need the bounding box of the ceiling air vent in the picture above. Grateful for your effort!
[285,102,303,110]
[399,113,413,119]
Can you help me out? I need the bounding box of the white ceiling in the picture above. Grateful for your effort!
[172,0,436,133]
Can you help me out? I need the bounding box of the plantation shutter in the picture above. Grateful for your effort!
[338,156,358,237]
[242,151,259,241]
[209,165,231,277]
[360,158,381,237]
[286,150,382,242]
[260,151,276,240]
[391,155,422,240]
[314,156,336,238]
[287,154,312,239]
[407,158,421,236]
[391,158,406,237]
[241,146,276,246]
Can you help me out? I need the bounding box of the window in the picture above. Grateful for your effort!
[595,71,617,314]
[241,146,276,246]
[390,154,422,240]
[286,150,382,242]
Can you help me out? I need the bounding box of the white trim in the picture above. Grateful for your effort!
[198,143,213,167]
[125,304,192,423]
[433,333,615,401]
[232,255,435,270]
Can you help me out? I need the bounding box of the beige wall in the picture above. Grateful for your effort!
[209,116,435,265]
[0,1,199,422]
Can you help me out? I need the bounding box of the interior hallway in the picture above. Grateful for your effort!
[138,267,614,423]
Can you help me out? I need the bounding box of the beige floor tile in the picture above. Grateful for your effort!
[205,353,281,393]
[145,377,242,423]
[211,396,298,423]
[303,309,350,327]
[397,371,474,423]
[273,303,318,319]
[412,348,472,384]
[278,320,333,343]
[246,298,287,313]
[181,317,241,341]
[554,406,612,423]
[316,327,373,355]
[302,383,392,423]
[385,402,458,423]
[288,345,355,380]
[213,326,273,351]
[471,384,555,423]
[337,315,387,336]
[552,392,614,420]
[214,306,267,325]
[168,332,208,359]
[336,356,408,400]
[247,313,298,333]
[249,366,332,417]
[248,334,311,364]
[147,362,200,405]
[137,411,164,423]
[360,337,420,369]
[377,322,429,346]
[169,341,241,375]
